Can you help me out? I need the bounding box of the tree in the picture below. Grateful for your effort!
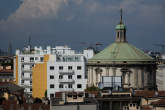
[44,90,47,98]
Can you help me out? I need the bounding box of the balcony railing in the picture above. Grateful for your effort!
[58,79,75,83]
[59,70,74,75]
[21,84,32,88]
[59,88,74,91]
[21,77,32,80]
[22,69,32,72]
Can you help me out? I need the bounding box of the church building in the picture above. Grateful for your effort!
[87,10,157,90]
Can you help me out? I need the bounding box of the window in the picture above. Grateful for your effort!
[68,66,72,70]
[35,57,38,60]
[59,66,63,70]
[77,84,82,88]
[68,75,72,79]
[21,57,24,62]
[30,81,32,85]
[59,75,63,79]
[50,66,54,70]
[78,94,83,97]
[102,76,122,91]
[30,65,34,69]
[50,94,54,98]
[59,84,63,88]
[50,84,54,88]
[40,57,44,62]
[68,94,72,97]
[77,66,81,70]
[77,75,82,79]
[68,84,72,88]
[50,75,54,79]
[30,57,34,62]
[21,80,24,84]
[30,88,32,92]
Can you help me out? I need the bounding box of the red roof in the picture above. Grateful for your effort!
[134,90,165,98]
[0,69,13,73]
[142,105,152,110]
[151,99,165,106]
[134,90,155,98]
[158,91,165,97]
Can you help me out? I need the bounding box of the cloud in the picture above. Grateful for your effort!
[0,0,164,51]
[2,0,67,22]
[1,0,164,24]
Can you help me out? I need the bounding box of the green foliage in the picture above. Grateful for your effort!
[86,86,100,92]
[44,90,47,98]
[34,97,42,103]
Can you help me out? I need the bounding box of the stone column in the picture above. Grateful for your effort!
[91,67,94,86]
[87,67,90,85]
[128,72,130,87]
[106,67,109,76]
[141,68,144,88]
[112,67,116,76]
[135,68,138,89]
[122,73,125,88]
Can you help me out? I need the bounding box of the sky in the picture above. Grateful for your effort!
[0,0,165,53]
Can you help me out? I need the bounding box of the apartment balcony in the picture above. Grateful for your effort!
[22,68,32,72]
[21,76,32,80]
[59,70,74,75]
[21,61,34,65]
[58,79,75,83]
[21,84,32,88]
[59,88,74,92]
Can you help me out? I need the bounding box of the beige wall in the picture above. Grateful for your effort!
[87,65,155,90]
[155,107,165,110]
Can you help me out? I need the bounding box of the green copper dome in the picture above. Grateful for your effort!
[115,24,126,30]
[88,9,154,64]
[89,42,154,63]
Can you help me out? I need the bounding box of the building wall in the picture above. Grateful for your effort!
[155,107,165,110]
[15,56,19,84]
[14,45,94,95]
[32,55,49,98]
[87,65,156,90]
[47,55,87,99]
[156,64,165,90]
[16,54,44,94]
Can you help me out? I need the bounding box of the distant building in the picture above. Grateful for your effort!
[87,9,157,90]
[14,46,47,94]
[14,45,94,97]
[32,46,94,99]
[97,90,165,110]
[0,56,14,82]
[156,64,165,90]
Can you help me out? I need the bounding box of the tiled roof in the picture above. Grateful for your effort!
[134,90,155,98]
[0,69,13,73]
[142,105,152,110]
[134,90,165,98]
[0,82,24,93]
[151,99,165,106]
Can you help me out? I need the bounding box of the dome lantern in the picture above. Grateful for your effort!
[115,9,127,43]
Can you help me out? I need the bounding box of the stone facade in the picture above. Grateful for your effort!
[87,64,157,90]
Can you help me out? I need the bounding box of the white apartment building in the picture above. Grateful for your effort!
[46,46,94,99]
[14,45,94,96]
[15,46,48,94]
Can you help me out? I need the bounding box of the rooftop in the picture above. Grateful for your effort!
[89,43,154,63]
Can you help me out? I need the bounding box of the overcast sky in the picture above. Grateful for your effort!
[0,0,165,52]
